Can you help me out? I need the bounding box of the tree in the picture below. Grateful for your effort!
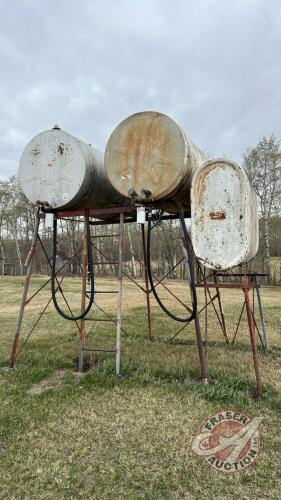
[5,176,36,274]
[0,180,10,275]
[243,135,281,274]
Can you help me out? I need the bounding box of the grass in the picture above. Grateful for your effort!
[0,276,280,499]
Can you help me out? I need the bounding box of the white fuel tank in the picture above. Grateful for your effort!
[18,126,124,210]
[191,158,259,270]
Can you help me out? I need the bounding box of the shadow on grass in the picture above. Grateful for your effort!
[2,303,281,412]
[77,356,281,412]
[170,338,281,357]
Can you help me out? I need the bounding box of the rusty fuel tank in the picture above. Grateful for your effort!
[19,126,125,211]
[104,111,206,208]
[191,158,259,270]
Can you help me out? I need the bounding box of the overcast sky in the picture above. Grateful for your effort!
[0,0,281,179]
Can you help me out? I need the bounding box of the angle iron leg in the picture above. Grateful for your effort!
[185,243,208,383]
[256,280,269,349]
[79,216,88,372]
[10,212,41,367]
[116,213,124,376]
[213,272,229,343]
[141,224,153,340]
[243,283,263,397]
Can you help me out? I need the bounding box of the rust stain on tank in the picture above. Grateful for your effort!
[105,111,206,204]
[199,212,206,224]
[196,163,226,204]
[57,143,65,155]
[209,211,226,220]
[121,115,171,194]
[191,158,259,270]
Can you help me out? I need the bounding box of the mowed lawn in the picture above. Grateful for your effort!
[0,276,280,499]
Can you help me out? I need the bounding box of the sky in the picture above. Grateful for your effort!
[0,0,281,179]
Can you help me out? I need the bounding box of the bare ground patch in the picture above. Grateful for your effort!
[27,370,85,395]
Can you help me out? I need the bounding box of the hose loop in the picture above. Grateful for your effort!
[51,215,95,321]
[147,203,197,323]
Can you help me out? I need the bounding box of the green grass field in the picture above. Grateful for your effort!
[0,276,280,499]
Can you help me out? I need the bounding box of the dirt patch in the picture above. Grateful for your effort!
[0,367,10,372]
[27,370,85,395]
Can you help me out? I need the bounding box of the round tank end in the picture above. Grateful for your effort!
[18,128,88,209]
[104,111,190,202]
[191,158,259,270]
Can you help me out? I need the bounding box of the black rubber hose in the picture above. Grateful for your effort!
[51,215,95,320]
[147,207,197,322]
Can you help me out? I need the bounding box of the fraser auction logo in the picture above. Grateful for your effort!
[191,411,263,473]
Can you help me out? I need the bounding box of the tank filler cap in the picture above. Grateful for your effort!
[52,124,61,130]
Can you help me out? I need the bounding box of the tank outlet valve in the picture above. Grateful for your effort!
[137,206,146,224]
[141,189,152,198]
[128,188,137,198]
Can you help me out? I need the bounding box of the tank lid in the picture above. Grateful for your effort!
[52,124,61,130]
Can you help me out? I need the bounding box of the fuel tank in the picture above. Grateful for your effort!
[191,158,259,270]
[18,126,125,211]
[104,111,206,208]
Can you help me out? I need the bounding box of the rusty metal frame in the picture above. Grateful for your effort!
[10,213,84,366]
[162,255,267,397]
[78,212,125,375]
[9,207,129,376]
[10,204,267,397]
[170,265,266,397]
[88,227,152,340]
[146,221,208,382]
[78,217,88,372]
[9,206,206,380]
[10,207,152,375]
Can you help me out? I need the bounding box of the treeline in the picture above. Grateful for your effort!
[0,176,189,280]
[0,175,280,284]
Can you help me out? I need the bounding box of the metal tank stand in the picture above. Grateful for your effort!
[85,209,153,342]
[78,217,89,372]
[10,209,41,367]
[179,236,208,383]
[141,225,152,338]
[10,209,84,367]
[230,273,268,349]
[143,217,208,384]
[9,204,213,388]
[197,271,266,398]
[166,262,267,397]
[242,276,263,397]
[78,213,124,375]
[169,263,229,345]
[9,208,127,374]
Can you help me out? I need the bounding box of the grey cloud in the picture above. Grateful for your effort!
[0,0,281,177]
